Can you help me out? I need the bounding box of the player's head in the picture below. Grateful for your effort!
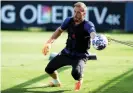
[73,2,87,23]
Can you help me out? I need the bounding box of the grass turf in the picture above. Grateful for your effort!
[1,31,133,93]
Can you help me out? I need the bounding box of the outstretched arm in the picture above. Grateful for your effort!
[46,27,63,44]
[42,27,63,55]
[42,17,70,55]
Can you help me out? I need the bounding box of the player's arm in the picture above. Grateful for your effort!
[85,21,97,39]
[42,17,70,56]
[42,27,64,55]
[46,27,63,44]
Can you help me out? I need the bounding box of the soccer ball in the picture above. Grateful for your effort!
[92,34,108,50]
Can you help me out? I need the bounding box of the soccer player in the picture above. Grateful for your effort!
[42,2,97,91]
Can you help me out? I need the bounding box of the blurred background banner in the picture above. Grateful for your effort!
[125,2,133,32]
[1,1,133,32]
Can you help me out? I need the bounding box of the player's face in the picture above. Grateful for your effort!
[73,7,85,23]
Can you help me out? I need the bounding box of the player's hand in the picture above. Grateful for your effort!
[42,43,51,56]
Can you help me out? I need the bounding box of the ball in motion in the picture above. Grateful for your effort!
[92,34,108,50]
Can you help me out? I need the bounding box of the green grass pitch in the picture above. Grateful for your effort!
[1,31,133,93]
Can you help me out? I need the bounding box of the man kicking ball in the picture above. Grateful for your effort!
[42,2,97,91]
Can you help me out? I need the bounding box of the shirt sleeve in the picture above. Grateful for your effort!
[61,17,71,30]
[84,21,96,34]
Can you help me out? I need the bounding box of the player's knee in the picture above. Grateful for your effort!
[71,69,82,80]
[45,67,53,74]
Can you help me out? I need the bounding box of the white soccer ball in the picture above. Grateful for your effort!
[92,34,108,50]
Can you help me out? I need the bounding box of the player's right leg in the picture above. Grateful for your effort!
[45,54,71,87]
[48,71,61,87]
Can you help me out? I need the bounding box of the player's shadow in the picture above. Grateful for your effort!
[1,88,70,93]
[91,68,133,93]
[1,88,71,93]
[1,66,71,93]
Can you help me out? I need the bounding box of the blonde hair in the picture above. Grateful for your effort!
[74,2,87,12]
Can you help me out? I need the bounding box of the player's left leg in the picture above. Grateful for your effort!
[71,59,85,91]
